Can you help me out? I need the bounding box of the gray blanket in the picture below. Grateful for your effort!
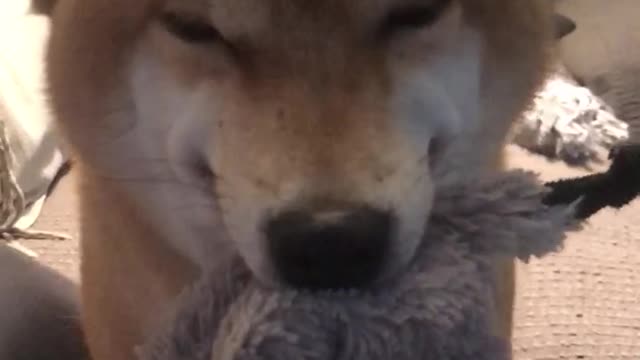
[137,171,581,360]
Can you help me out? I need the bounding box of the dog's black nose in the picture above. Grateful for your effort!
[264,207,394,290]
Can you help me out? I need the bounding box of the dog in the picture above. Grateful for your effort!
[45,1,558,358]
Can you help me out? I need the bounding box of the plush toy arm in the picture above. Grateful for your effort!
[543,144,640,219]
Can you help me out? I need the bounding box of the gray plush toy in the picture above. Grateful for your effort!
[136,169,586,360]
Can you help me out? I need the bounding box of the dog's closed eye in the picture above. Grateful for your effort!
[379,0,453,37]
[160,12,221,44]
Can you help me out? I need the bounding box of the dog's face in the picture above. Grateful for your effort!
[47,0,552,289]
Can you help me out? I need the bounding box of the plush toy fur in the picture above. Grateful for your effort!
[137,170,583,360]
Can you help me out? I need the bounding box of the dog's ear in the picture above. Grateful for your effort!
[552,13,577,40]
[31,0,57,16]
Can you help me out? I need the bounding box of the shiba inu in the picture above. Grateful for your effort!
[46,1,556,358]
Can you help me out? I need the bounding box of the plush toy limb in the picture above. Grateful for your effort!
[543,144,640,219]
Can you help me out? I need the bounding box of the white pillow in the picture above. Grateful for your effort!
[0,0,31,19]
[0,15,68,231]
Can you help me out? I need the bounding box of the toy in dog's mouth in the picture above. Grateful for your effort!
[138,145,640,360]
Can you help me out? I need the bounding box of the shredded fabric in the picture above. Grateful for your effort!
[510,66,630,165]
[137,171,583,360]
[0,106,24,232]
[0,112,69,255]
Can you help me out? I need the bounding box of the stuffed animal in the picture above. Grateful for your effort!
[137,145,640,360]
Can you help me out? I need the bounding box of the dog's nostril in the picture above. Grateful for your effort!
[191,153,214,180]
[264,207,394,290]
[428,137,443,167]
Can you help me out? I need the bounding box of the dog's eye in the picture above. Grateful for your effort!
[161,12,220,44]
[380,0,452,36]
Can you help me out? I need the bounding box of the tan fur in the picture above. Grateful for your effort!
[46,1,553,359]
[74,168,198,359]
